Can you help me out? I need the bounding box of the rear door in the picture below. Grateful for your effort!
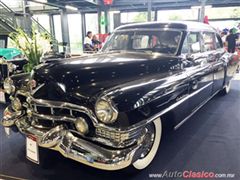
[183,31,213,113]
[203,33,225,93]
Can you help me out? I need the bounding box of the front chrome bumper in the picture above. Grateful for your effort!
[2,107,145,171]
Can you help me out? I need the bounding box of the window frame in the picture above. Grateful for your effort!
[181,31,202,54]
[201,31,217,52]
[215,33,223,49]
[102,28,183,55]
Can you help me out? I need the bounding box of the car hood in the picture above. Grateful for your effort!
[32,52,181,104]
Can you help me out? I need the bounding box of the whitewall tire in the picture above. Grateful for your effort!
[221,80,231,95]
[132,117,162,170]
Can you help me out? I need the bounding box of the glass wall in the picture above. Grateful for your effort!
[121,12,148,23]
[210,21,240,31]
[85,13,99,35]
[157,9,198,21]
[33,14,50,32]
[205,7,240,30]
[205,7,240,19]
[53,15,63,52]
[1,0,23,11]
[68,14,82,54]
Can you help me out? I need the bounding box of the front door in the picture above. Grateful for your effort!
[183,31,213,113]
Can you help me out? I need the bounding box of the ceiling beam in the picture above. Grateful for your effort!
[28,0,66,9]
[82,0,98,5]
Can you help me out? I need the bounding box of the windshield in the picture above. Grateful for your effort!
[102,29,182,55]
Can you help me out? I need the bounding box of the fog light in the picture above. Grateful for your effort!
[12,98,22,111]
[75,118,89,135]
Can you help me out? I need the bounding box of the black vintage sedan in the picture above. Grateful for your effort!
[2,21,239,170]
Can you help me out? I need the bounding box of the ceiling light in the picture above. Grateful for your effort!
[110,10,120,14]
[191,5,212,9]
[65,5,78,11]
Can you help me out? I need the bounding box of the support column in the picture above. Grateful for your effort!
[97,8,102,34]
[60,10,70,54]
[154,10,158,21]
[22,0,32,34]
[49,14,55,38]
[113,12,121,29]
[49,14,58,52]
[104,8,110,33]
[147,0,152,21]
[199,0,207,22]
[81,12,86,51]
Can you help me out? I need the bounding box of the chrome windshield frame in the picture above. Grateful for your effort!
[101,28,184,56]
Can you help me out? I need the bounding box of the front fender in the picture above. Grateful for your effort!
[10,72,31,91]
[100,71,189,113]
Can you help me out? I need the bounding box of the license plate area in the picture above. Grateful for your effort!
[0,90,5,103]
[26,135,39,164]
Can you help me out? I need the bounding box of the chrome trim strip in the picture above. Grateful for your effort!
[15,82,213,134]
[174,89,220,130]
[31,83,45,95]
[116,28,185,32]
[119,82,214,132]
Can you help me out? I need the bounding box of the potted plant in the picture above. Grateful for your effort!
[9,27,51,72]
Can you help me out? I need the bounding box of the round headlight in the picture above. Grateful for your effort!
[3,78,15,94]
[7,63,17,73]
[12,98,22,111]
[75,117,89,135]
[95,99,118,124]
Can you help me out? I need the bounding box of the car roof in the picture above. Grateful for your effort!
[116,21,216,32]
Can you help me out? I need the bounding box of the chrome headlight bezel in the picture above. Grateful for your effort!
[95,98,118,124]
[11,97,22,111]
[7,63,17,73]
[3,78,15,94]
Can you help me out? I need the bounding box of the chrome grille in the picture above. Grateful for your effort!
[96,126,144,144]
[33,104,73,118]
[16,91,145,148]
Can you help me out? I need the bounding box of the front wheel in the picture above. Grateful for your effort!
[132,117,162,170]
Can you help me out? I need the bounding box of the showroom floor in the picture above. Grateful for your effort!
[0,77,240,180]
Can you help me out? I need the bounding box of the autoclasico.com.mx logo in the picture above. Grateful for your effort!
[148,170,236,179]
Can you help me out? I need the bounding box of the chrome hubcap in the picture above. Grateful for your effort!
[139,124,155,159]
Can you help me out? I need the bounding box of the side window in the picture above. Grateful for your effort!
[181,32,201,54]
[132,35,150,49]
[112,34,129,50]
[215,34,223,49]
[202,32,216,51]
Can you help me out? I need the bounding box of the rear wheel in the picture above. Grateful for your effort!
[221,80,231,95]
[132,117,162,170]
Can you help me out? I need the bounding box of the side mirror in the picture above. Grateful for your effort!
[182,54,194,67]
[186,54,194,61]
